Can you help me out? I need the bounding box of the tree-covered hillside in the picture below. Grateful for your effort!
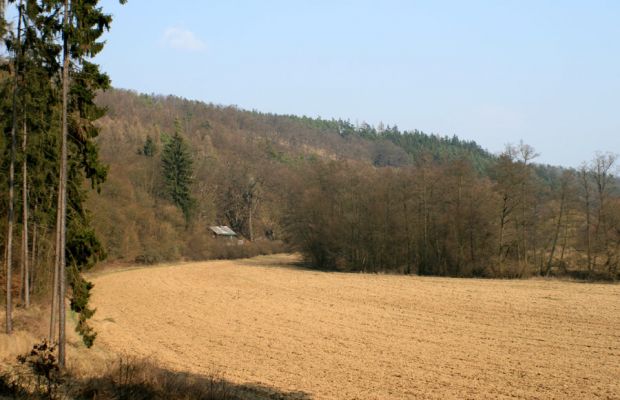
[96,89,497,168]
[91,89,500,265]
[88,89,619,279]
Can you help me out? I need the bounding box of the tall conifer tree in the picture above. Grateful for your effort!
[162,121,195,226]
[45,0,125,366]
[4,0,24,335]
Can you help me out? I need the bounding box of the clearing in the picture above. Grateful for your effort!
[88,254,619,399]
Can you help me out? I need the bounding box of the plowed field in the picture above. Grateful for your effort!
[89,254,620,399]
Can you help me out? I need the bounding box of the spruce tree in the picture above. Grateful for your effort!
[46,0,124,366]
[161,121,194,226]
[141,135,156,156]
[4,0,24,335]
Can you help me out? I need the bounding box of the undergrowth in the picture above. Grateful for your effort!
[1,341,238,400]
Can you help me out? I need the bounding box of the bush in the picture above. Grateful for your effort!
[2,340,63,399]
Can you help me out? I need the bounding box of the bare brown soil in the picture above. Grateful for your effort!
[86,254,619,399]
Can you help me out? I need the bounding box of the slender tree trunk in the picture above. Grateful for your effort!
[581,169,592,271]
[560,210,569,264]
[520,181,528,271]
[18,240,23,303]
[469,208,476,264]
[403,193,411,274]
[5,0,24,335]
[21,119,30,307]
[5,118,15,333]
[421,169,428,274]
[30,215,37,295]
[49,189,61,341]
[497,195,509,276]
[18,228,23,303]
[455,174,463,273]
[545,189,565,276]
[248,200,253,241]
[57,0,70,368]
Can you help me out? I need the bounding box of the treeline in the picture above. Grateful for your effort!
[286,148,620,278]
[0,0,126,366]
[91,90,619,279]
[289,116,493,170]
[89,90,495,264]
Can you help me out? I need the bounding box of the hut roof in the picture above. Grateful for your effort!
[209,226,237,236]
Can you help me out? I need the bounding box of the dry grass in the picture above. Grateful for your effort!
[81,254,620,399]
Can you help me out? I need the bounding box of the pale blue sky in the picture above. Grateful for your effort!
[96,0,619,167]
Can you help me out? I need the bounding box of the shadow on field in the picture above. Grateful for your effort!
[1,357,313,400]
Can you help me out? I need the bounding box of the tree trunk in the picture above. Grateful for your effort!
[30,216,37,295]
[5,0,24,335]
[581,169,592,271]
[248,200,253,241]
[5,117,15,333]
[49,201,61,341]
[497,195,509,276]
[421,169,428,274]
[403,193,411,274]
[560,210,569,264]
[57,0,70,368]
[455,174,464,274]
[21,119,30,307]
[545,188,565,276]
[520,182,528,271]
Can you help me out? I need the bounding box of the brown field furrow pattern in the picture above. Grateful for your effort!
[89,254,620,399]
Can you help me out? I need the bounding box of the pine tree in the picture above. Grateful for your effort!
[55,0,70,366]
[44,0,124,366]
[4,0,24,335]
[0,0,118,354]
[161,121,194,226]
[20,0,65,309]
[140,135,156,156]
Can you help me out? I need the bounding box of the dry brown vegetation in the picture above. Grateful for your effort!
[81,254,620,399]
[90,89,620,278]
[0,302,308,399]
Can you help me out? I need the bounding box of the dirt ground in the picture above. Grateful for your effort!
[87,254,620,399]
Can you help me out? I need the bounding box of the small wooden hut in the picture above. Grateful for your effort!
[209,225,237,240]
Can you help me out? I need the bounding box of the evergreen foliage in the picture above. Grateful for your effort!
[161,121,194,225]
[0,0,124,350]
[139,135,156,157]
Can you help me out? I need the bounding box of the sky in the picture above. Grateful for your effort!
[91,1,620,167]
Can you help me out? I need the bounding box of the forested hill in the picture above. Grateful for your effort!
[90,89,619,279]
[267,114,495,171]
[96,89,494,169]
[91,88,502,264]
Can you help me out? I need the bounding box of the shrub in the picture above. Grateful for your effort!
[12,340,62,399]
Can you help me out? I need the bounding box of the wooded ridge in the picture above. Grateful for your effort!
[87,89,619,279]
